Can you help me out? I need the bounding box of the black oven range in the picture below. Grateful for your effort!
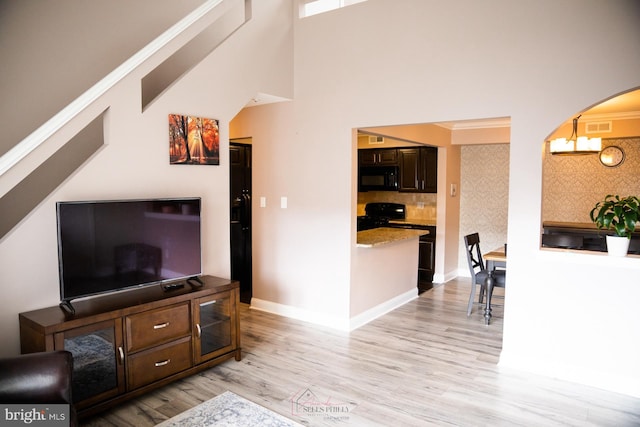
[357,202,406,231]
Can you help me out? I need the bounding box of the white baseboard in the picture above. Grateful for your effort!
[434,268,467,284]
[456,267,471,278]
[250,288,418,332]
[348,288,418,330]
[250,298,351,331]
[499,350,640,399]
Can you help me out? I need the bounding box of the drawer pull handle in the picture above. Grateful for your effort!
[118,346,124,365]
[153,322,170,330]
[200,300,217,307]
[196,323,202,338]
[155,359,171,367]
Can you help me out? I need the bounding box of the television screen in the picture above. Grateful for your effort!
[57,197,202,302]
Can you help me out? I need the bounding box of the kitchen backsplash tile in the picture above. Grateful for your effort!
[357,191,437,220]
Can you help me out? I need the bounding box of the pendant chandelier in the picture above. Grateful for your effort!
[549,114,601,155]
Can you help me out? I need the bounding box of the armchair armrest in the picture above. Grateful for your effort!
[0,351,73,404]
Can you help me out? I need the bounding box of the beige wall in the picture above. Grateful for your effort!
[0,0,293,356]
[0,0,206,155]
[2,0,640,399]
[437,144,462,281]
[452,126,511,145]
[356,134,420,149]
[288,0,640,398]
[231,102,352,324]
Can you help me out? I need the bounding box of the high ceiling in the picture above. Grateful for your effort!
[439,88,640,130]
[584,89,640,117]
[249,89,640,131]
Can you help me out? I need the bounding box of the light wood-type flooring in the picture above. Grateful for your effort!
[82,279,640,426]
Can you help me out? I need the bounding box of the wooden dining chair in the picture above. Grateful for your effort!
[463,233,506,316]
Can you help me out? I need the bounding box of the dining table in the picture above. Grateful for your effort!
[482,245,507,324]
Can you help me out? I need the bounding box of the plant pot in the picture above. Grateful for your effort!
[606,235,630,257]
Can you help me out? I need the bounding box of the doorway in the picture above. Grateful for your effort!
[230,141,252,304]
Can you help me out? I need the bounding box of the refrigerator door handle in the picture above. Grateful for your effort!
[241,192,251,230]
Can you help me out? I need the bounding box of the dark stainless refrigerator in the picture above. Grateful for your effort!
[230,143,252,304]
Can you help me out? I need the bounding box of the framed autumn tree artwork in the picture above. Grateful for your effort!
[169,114,220,165]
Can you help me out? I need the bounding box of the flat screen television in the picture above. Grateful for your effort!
[56,197,202,311]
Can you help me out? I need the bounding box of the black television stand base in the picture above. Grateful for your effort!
[59,301,76,315]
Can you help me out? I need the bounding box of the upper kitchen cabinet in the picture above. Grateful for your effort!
[398,147,438,193]
[359,148,398,166]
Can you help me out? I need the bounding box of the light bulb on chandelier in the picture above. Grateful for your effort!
[549,114,601,155]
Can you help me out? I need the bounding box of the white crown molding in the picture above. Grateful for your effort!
[453,119,511,130]
[436,118,511,130]
[436,110,640,132]
[580,111,640,121]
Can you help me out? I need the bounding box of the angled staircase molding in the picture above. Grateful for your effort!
[0,0,234,197]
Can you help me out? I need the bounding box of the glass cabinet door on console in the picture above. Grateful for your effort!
[54,319,125,408]
[194,291,236,363]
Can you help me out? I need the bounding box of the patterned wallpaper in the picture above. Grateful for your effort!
[543,137,640,223]
[459,144,510,273]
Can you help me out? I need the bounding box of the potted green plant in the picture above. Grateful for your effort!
[589,194,640,256]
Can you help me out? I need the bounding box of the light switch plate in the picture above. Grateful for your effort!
[281,197,287,209]
[260,197,266,208]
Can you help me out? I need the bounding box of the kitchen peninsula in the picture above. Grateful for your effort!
[356,202,436,291]
[357,227,428,247]
[352,227,424,326]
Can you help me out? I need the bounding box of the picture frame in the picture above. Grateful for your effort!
[169,114,220,165]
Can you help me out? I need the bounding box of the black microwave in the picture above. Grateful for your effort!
[359,166,398,191]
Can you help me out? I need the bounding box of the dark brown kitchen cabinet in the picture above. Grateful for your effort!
[359,148,398,166]
[398,147,437,193]
[418,228,436,290]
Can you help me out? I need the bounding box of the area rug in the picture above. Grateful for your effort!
[155,391,303,427]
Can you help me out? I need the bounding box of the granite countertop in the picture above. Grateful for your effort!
[543,221,640,232]
[357,227,429,248]
[543,221,598,230]
[388,218,436,227]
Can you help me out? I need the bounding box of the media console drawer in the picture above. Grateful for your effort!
[126,303,191,352]
[127,337,192,389]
